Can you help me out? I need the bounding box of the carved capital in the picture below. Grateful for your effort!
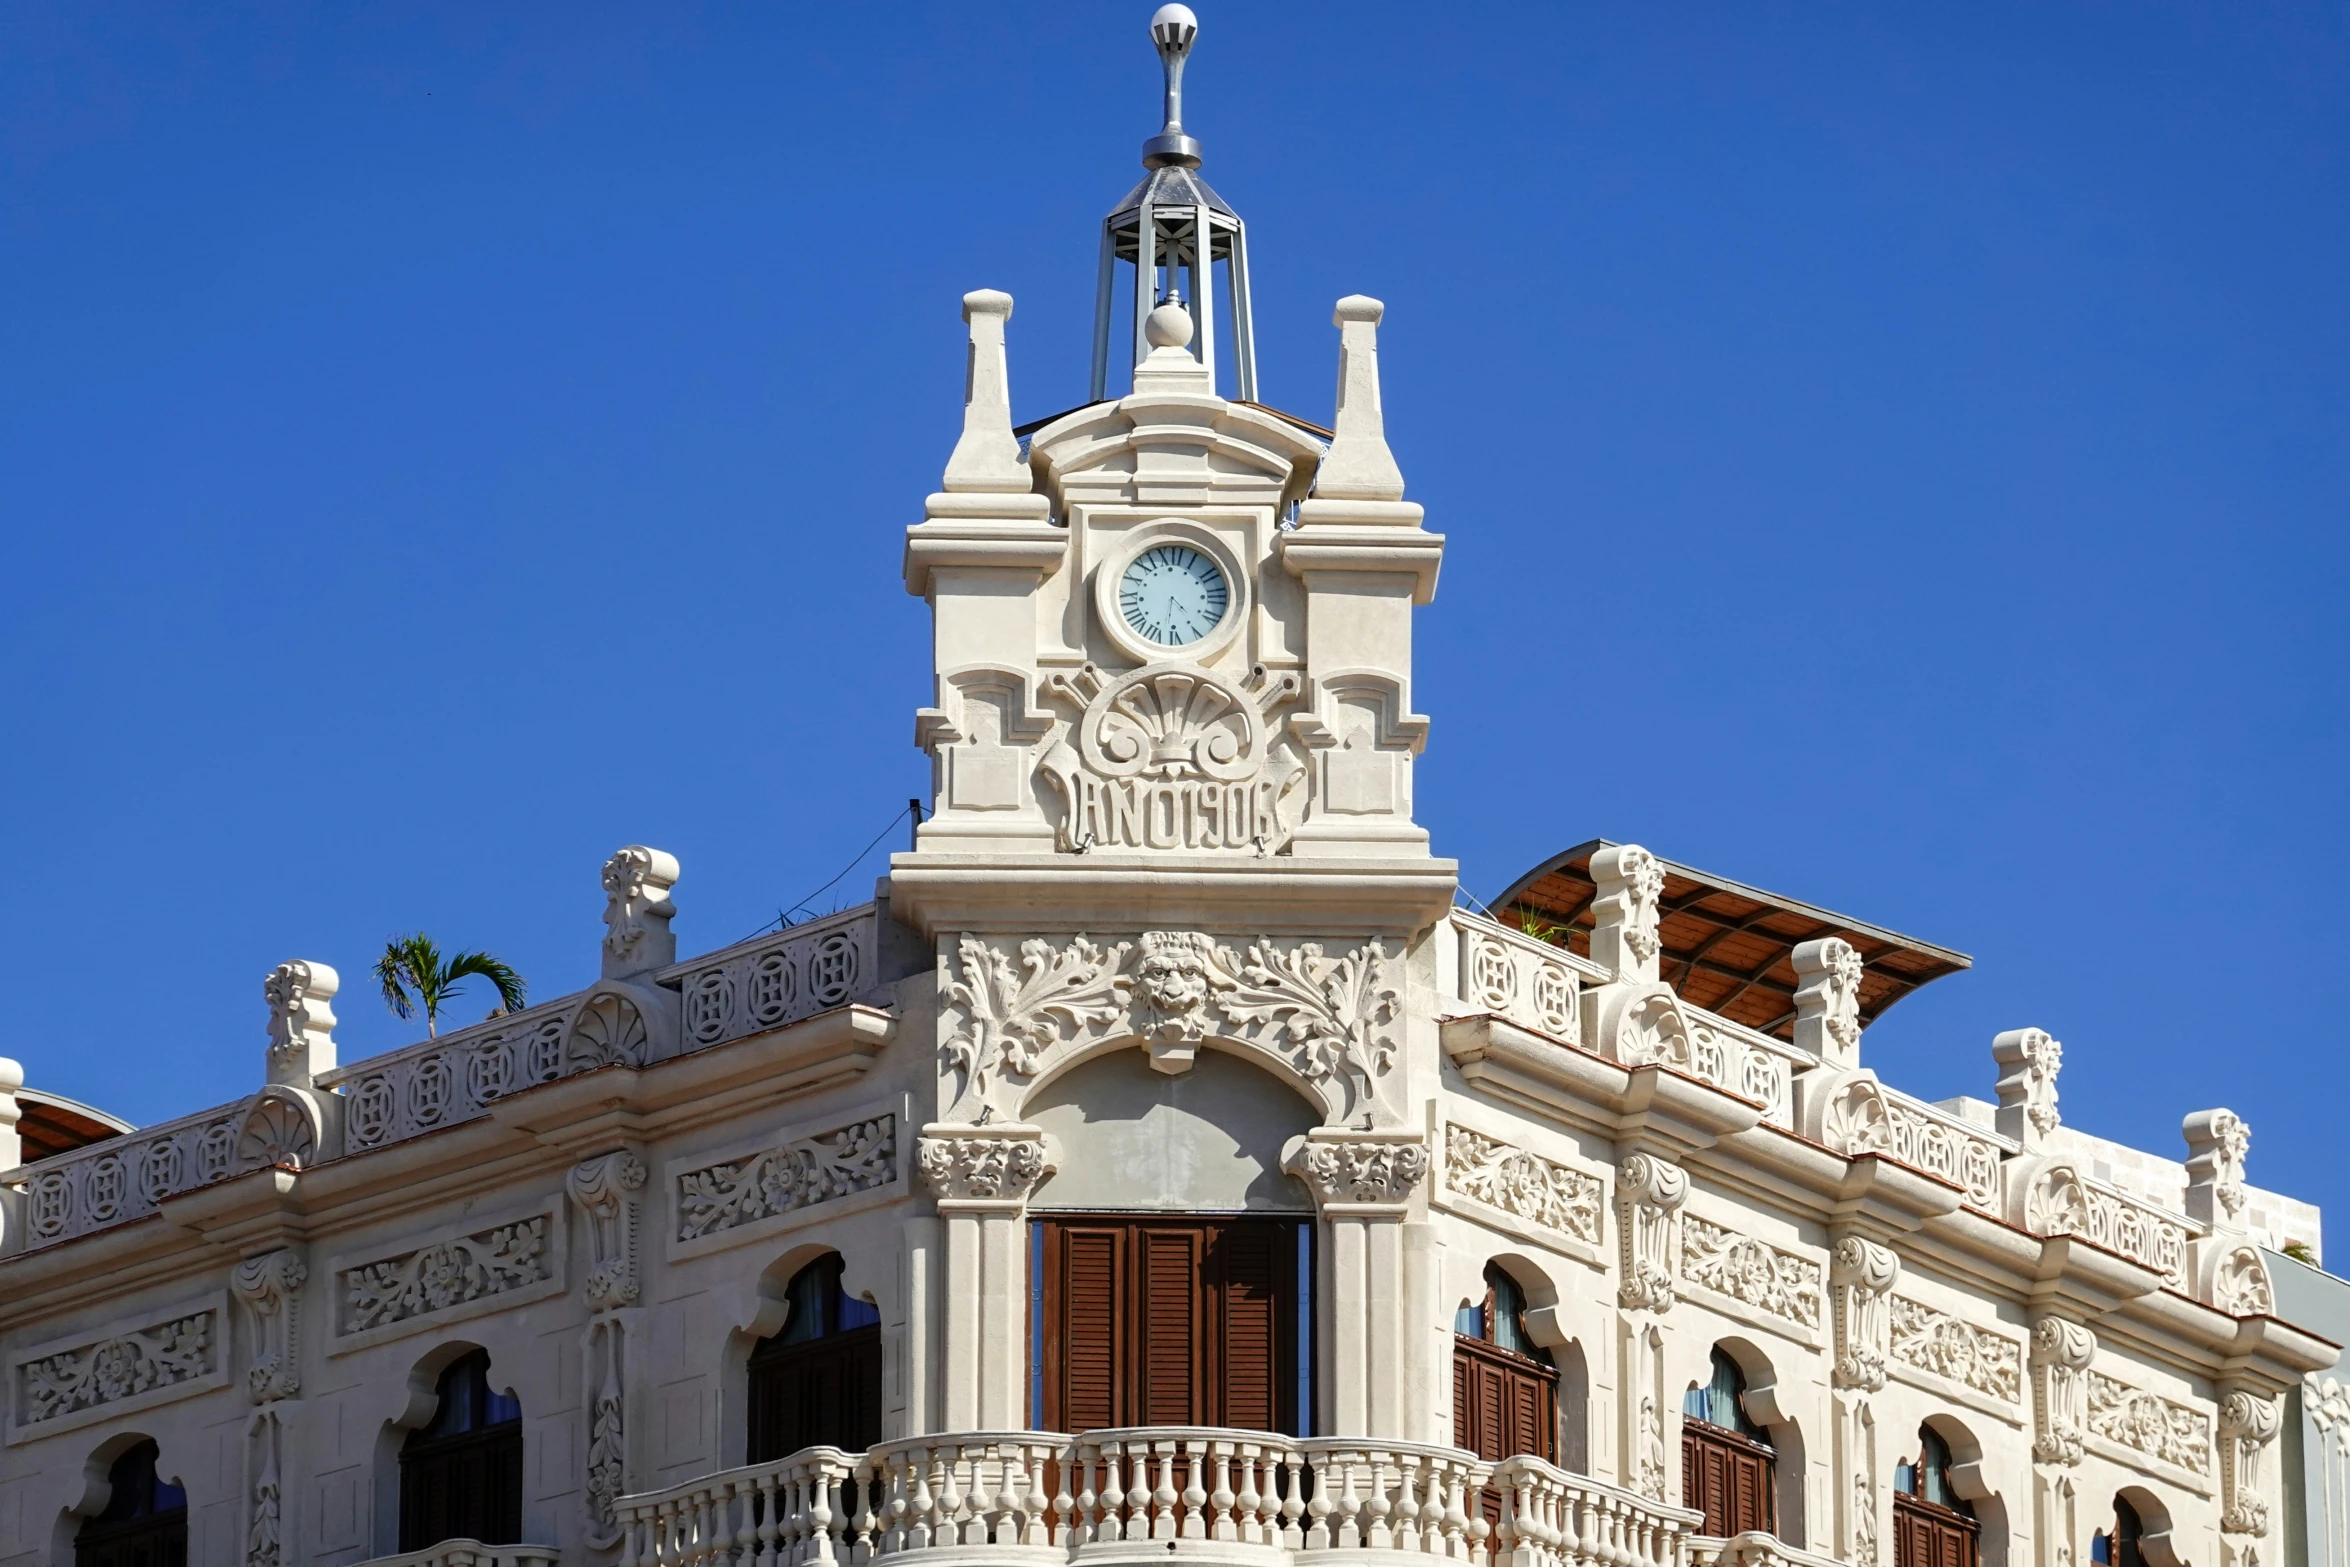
[566,1150,647,1311]
[1993,1027,2062,1152]
[1830,1235,1900,1390]
[1286,1134,1428,1211]
[2029,1314,2097,1465]
[600,845,680,979]
[263,961,339,1088]
[2185,1109,2252,1231]
[231,1249,308,1403]
[1615,1152,1688,1312]
[1588,845,1666,983]
[1793,938,1865,1069]
[917,1125,1052,1208]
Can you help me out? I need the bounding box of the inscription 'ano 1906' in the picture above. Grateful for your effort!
[1039,662,1303,853]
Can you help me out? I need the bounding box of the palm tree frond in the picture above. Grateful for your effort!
[376,933,442,1023]
[444,950,529,1016]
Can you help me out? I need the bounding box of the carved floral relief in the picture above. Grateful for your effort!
[676,1118,896,1242]
[340,1218,551,1334]
[2086,1370,2214,1478]
[17,1312,216,1425]
[1886,1295,2022,1404]
[1443,1123,1602,1244]
[1680,1214,1822,1330]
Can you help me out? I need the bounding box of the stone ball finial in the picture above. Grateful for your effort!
[1145,300,1195,350]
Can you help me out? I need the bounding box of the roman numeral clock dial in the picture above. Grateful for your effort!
[1117,544,1230,648]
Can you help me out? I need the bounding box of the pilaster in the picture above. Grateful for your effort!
[1285,1128,1431,1441]
[917,1123,1054,1428]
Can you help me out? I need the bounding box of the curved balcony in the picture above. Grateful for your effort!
[612,1428,1700,1567]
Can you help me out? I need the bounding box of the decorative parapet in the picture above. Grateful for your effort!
[1992,1027,2063,1153]
[1791,937,1864,1070]
[1806,1072,2008,1215]
[664,906,878,1055]
[1444,910,1602,1045]
[600,845,680,979]
[4,1083,330,1252]
[7,1298,226,1442]
[2013,1161,2193,1289]
[1589,844,1666,983]
[324,998,577,1153]
[1587,981,1804,1129]
[2184,1109,2252,1231]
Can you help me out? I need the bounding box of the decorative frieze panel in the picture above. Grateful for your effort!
[675,1116,896,1242]
[13,1085,330,1250]
[666,905,875,1051]
[11,1306,222,1438]
[1441,1123,1602,1245]
[2020,1164,2191,1288]
[938,930,1401,1121]
[2085,1370,2213,1480]
[1818,1075,2004,1213]
[1037,661,1305,853]
[1887,1294,2023,1404]
[336,1215,556,1341]
[1680,1213,1823,1332]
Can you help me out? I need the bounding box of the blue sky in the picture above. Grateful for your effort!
[4,4,2345,1225]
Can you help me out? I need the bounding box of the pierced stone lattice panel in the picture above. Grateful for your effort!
[667,907,875,1050]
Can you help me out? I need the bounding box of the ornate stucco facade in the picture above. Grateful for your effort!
[0,12,2339,1567]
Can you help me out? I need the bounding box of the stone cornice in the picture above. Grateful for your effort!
[884,854,1459,942]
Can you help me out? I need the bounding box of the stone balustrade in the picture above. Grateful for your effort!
[352,1541,561,1567]
[612,1429,1701,1567]
[1807,1074,2014,1216]
[1684,1532,1844,1567]
[660,904,880,1053]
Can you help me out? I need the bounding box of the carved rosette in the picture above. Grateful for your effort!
[917,1128,1052,1207]
[230,1249,307,1404]
[1616,1153,1689,1313]
[1288,1136,1429,1212]
[1831,1236,1900,1391]
[2218,1388,2282,1535]
[567,1151,647,1312]
[2029,1315,2097,1466]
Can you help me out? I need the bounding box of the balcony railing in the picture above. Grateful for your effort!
[612,1429,1701,1567]
[352,1541,561,1567]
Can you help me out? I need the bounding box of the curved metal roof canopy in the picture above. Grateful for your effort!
[1492,840,1971,1043]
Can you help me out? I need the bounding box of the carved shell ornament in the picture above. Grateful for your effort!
[939,930,1401,1120]
[1038,662,1304,853]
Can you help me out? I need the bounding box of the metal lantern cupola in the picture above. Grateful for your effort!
[1089,4,1260,402]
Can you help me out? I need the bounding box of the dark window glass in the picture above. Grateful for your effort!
[399,1350,523,1551]
[2115,1496,2146,1567]
[76,1441,187,1567]
[1683,1347,1767,1441]
[749,1254,886,1462]
[1895,1425,1981,1567]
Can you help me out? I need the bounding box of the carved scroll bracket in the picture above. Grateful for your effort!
[2218,1384,2282,1535]
[1616,1153,1688,1313]
[2029,1314,2098,1466]
[1831,1235,1901,1391]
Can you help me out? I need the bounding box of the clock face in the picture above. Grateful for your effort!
[1118,544,1230,647]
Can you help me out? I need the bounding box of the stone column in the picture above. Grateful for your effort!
[1286,1130,1432,1439]
[232,1248,308,1567]
[1831,1236,1900,1567]
[567,1149,647,1546]
[918,1124,1052,1429]
[1613,1151,1687,1502]
[2029,1315,2097,1567]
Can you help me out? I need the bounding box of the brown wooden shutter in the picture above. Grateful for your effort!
[1682,1420,1775,1537]
[1138,1225,1205,1425]
[1218,1222,1283,1432]
[1452,1335,1557,1464]
[1047,1223,1127,1432]
[1895,1494,1980,1567]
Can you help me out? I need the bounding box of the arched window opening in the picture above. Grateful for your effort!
[399,1349,522,1552]
[748,1253,883,1463]
[1895,1425,1980,1567]
[1452,1262,1559,1466]
[76,1440,187,1567]
[2093,1495,2146,1567]
[1682,1347,1776,1538]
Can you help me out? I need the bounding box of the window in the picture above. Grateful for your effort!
[748,1253,884,1463]
[76,1440,186,1567]
[1034,1216,1307,1433]
[1453,1263,1558,1465]
[399,1350,522,1551]
[2093,1496,2146,1567]
[1682,1348,1775,1537]
[1895,1426,1979,1567]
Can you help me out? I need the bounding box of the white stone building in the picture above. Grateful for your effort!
[0,11,2336,1567]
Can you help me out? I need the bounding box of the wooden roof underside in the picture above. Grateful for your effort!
[1492,840,1972,1044]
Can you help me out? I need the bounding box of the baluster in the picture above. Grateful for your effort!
[1282,1449,1310,1550]
[1336,1451,1365,1549]
[1234,1443,1264,1545]
[1365,1450,1394,1550]
[1395,1455,1425,1554]
[908,1447,939,1550]
[936,1446,967,1547]
[1072,1443,1100,1548]
[815,1462,844,1566]
[1144,1437,1173,1541]
[1181,1441,1209,1539]
[1304,1450,1334,1550]
[1125,1440,1154,1542]
[1439,1464,1470,1562]
[1047,1441,1074,1548]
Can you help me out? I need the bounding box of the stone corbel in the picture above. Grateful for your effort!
[230,1247,308,1404]
[1830,1234,1900,1391]
[2028,1314,2097,1465]
[262,961,339,1089]
[2217,1384,2282,1535]
[1615,1152,1689,1312]
[566,1150,648,1312]
[916,1123,1055,1212]
[1283,1130,1429,1216]
[600,846,680,980]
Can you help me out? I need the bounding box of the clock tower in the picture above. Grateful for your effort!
[890,9,1451,945]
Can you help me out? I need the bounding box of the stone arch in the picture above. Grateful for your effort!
[716,1240,889,1464]
[1688,1334,1808,1546]
[1017,1028,1343,1129]
[1914,1411,2012,1567]
[2109,1484,2182,1567]
[1470,1253,1593,1472]
[51,1430,180,1563]
[1024,1045,1320,1212]
[371,1338,520,1556]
